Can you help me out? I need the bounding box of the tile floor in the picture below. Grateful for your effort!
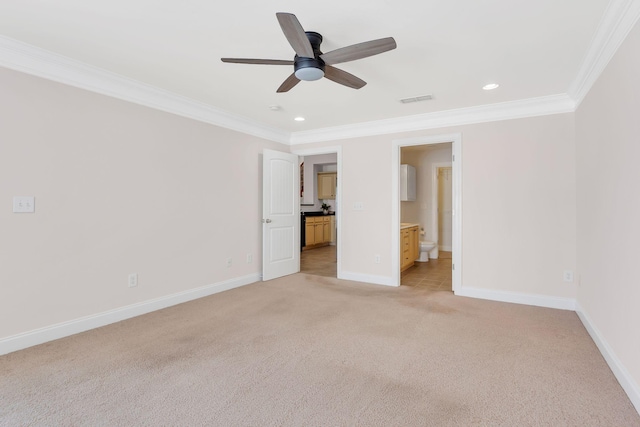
[401,251,452,291]
[300,245,452,292]
[300,245,337,277]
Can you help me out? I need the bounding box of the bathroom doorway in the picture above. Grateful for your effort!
[392,134,461,290]
[399,145,453,290]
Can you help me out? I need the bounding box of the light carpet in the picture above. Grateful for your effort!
[1,274,639,426]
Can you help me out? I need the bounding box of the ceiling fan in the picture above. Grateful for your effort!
[221,13,397,93]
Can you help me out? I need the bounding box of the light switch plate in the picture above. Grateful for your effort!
[13,196,35,213]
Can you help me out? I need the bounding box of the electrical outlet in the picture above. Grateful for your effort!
[128,273,138,288]
[226,258,232,268]
[563,270,574,282]
[374,254,381,264]
[246,253,252,264]
[353,202,364,211]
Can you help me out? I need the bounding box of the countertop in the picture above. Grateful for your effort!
[301,211,335,216]
[400,223,419,229]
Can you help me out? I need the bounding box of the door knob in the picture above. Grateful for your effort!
[263,219,272,223]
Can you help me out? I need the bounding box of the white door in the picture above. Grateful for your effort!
[438,167,453,251]
[262,149,300,281]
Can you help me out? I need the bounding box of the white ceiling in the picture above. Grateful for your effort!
[0,0,617,135]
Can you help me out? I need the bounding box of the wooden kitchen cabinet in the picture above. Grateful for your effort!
[314,220,324,244]
[305,220,317,246]
[323,218,331,242]
[401,225,419,272]
[317,172,337,199]
[305,216,333,248]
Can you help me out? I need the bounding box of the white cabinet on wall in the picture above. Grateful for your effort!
[400,164,416,201]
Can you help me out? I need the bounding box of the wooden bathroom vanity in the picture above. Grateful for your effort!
[400,223,420,272]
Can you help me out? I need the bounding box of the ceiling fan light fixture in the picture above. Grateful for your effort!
[295,66,324,81]
[221,13,397,92]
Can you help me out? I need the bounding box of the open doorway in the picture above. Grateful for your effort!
[291,147,342,278]
[400,145,452,290]
[391,134,461,290]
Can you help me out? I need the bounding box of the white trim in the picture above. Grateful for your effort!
[455,286,576,311]
[290,95,574,145]
[391,141,401,285]
[291,146,343,279]
[0,35,576,146]
[392,134,462,291]
[451,139,462,291]
[568,0,640,107]
[1,0,637,146]
[431,162,453,260]
[0,273,260,356]
[575,302,640,415]
[339,271,396,287]
[0,35,289,145]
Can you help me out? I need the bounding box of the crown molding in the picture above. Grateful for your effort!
[0,35,290,145]
[568,0,640,107]
[3,0,637,148]
[288,94,575,145]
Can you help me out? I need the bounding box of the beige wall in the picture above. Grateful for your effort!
[305,112,577,298]
[0,67,283,339]
[1,63,578,345]
[576,19,640,394]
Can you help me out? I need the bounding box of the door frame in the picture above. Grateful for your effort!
[291,145,343,279]
[432,163,452,254]
[391,133,462,291]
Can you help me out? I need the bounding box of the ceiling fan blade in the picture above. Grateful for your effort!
[277,73,301,93]
[320,37,397,65]
[276,13,315,58]
[221,58,294,65]
[324,65,366,89]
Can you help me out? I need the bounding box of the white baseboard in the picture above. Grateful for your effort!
[0,273,260,356]
[439,245,452,252]
[454,286,576,310]
[576,302,640,415]
[339,271,397,287]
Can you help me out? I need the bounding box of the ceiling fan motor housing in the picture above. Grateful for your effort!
[294,31,325,81]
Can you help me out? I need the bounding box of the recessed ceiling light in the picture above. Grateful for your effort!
[483,83,500,91]
[294,117,305,122]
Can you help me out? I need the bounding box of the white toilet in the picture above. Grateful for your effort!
[417,241,436,262]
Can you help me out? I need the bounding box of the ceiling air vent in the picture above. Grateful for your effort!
[400,94,433,104]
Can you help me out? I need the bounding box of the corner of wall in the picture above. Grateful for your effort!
[575,302,640,414]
